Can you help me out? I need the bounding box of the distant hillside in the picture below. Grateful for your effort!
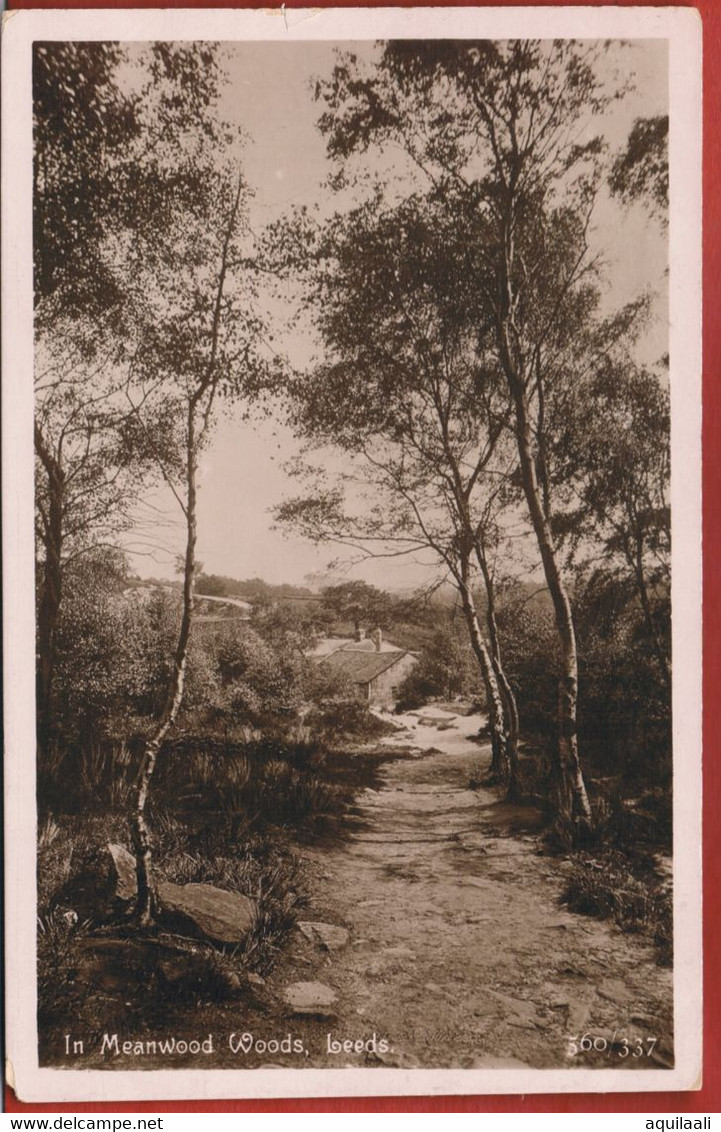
[194,573,320,605]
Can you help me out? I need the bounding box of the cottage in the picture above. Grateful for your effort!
[318,645,417,709]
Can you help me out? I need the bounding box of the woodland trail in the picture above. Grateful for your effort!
[277,708,674,1071]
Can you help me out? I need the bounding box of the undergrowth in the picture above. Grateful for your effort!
[36,701,397,1033]
[562,850,672,965]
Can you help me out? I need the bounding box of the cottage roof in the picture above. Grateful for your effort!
[318,648,410,685]
[308,636,402,657]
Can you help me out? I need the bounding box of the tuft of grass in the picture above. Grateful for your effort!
[151,812,307,974]
[38,816,61,852]
[152,737,349,832]
[562,850,672,964]
[37,910,89,1022]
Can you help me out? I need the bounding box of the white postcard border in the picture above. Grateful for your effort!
[2,5,703,1103]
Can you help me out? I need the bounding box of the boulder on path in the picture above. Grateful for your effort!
[297,921,349,952]
[283,980,337,1017]
[157,881,256,946]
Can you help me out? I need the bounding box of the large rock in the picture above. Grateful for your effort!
[157,881,256,945]
[283,980,337,1017]
[58,842,137,919]
[297,921,349,952]
[107,843,137,903]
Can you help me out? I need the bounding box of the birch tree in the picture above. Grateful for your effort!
[311,40,649,830]
[33,41,278,918]
[127,166,276,923]
[33,42,230,747]
[275,192,522,795]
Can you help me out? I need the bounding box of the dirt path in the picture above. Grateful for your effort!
[273,708,674,1071]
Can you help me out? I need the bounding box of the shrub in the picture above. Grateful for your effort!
[305,700,398,742]
[395,626,480,710]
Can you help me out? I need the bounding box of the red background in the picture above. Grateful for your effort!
[5,0,718,1114]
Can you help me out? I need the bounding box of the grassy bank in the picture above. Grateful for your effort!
[36,702,402,1061]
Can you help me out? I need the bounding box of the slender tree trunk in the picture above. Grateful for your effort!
[632,537,672,689]
[493,658,521,798]
[475,544,521,800]
[456,571,509,784]
[130,405,198,925]
[35,427,65,748]
[129,176,244,924]
[499,332,592,828]
[516,393,591,825]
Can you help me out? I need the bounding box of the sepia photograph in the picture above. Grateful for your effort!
[2,6,702,1103]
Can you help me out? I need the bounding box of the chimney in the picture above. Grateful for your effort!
[371,627,382,652]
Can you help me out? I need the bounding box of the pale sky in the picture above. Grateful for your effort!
[125,39,669,589]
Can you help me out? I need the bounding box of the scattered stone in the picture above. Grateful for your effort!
[157,881,256,945]
[567,1000,593,1032]
[630,1012,658,1028]
[597,978,630,1006]
[246,972,266,987]
[296,921,350,952]
[382,946,416,960]
[549,995,570,1009]
[221,971,244,996]
[487,990,542,1029]
[283,981,337,1018]
[559,964,588,979]
[367,1045,421,1068]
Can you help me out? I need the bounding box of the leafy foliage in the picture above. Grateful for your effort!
[320,581,394,633]
[610,115,669,219]
[396,623,479,709]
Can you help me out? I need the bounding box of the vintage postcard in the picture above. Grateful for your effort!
[2,6,702,1104]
